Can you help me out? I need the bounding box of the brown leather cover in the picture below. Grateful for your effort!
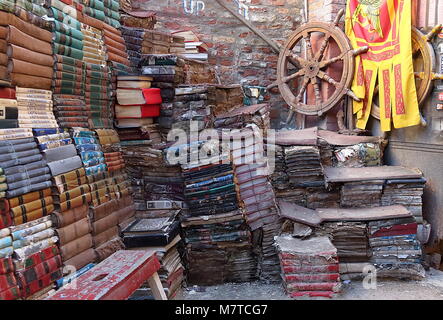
[0,66,7,80]
[93,226,118,248]
[7,44,53,67]
[0,26,6,40]
[117,205,135,224]
[106,45,128,59]
[0,12,52,42]
[11,196,53,217]
[8,59,53,79]
[63,248,96,270]
[56,217,92,245]
[107,52,130,66]
[90,199,118,221]
[51,205,89,228]
[103,31,125,45]
[102,23,121,36]
[104,36,126,52]
[0,53,7,66]
[0,39,6,54]
[58,193,92,212]
[60,233,93,261]
[95,237,125,262]
[7,26,51,55]
[92,211,119,235]
[82,15,104,30]
[10,73,52,90]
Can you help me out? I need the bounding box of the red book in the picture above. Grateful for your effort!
[283,264,339,274]
[283,273,341,283]
[142,88,162,105]
[0,257,14,275]
[0,273,18,291]
[370,223,418,238]
[0,88,15,99]
[289,291,334,298]
[0,285,21,300]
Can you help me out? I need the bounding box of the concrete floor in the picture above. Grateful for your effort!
[176,268,443,300]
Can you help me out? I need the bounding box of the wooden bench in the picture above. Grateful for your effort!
[46,250,167,300]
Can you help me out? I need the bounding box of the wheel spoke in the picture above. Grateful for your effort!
[282,69,305,84]
[303,32,314,60]
[315,33,331,62]
[319,52,345,68]
[311,78,322,105]
[294,77,309,104]
[317,70,340,88]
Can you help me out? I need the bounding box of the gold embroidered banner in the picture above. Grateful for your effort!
[345,0,420,131]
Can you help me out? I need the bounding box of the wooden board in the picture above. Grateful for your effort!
[316,205,412,222]
[318,130,382,146]
[324,166,423,183]
[278,199,322,226]
[46,250,161,300]
[271,127,318,146]
[279,199,412,224]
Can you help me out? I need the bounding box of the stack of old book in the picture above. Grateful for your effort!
[340,181,384,208]
[103,0,121,29]
[285,146,325,188]
[122,142,184,217]
[207,85,244,117]
[318,222,371,273]
[368,217,425,279]
[80,19,114,129]
[2,13,53,90]
[159,85,212,135]
[49,2,88,129]
[213,103,270,130]
[2,138,53,215]
[90,198,125,262]
[115,75,160,128]
[120,9,156,30]
[139,54,216,86]
[0,252,20,300]
[33,128,82,178]
[120,26,144,67]
[181,210,256,286]
[0,88,17,128]
[52,94,89,129]
[171,30,207,60]
[10,216,61,300]
[0,23,8,85]
[95,129,125,173]
[381,178,426,224]
[72,128,107,176]
[51,166,93,271]
[102,22,131,71]
[275,235,342,298]
[124,214,184,299]
[52,203,95,271]
[16,88,57,129]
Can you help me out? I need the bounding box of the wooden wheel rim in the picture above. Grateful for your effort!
[277,22,355,116]
[371,27,436,120]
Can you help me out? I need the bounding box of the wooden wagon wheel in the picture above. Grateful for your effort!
[371,25,443,120]
[272,10,367,117]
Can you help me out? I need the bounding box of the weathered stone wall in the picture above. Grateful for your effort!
[131,0,305,127]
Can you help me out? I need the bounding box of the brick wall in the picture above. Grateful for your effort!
[308,0,346,22]
[131,0,305,127]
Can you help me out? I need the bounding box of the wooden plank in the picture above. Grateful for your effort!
[46,250,161,300]
[317,130,382,146]
[271,127,318,146]
[316,205,412,222]
[147,272,167,300]
[324,166,423,183]
[278,199,322,226]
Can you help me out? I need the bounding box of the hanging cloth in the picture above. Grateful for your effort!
[345,0,420,131]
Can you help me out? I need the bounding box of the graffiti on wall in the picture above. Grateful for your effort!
[234,0,252,20]
[183,0,205,15]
